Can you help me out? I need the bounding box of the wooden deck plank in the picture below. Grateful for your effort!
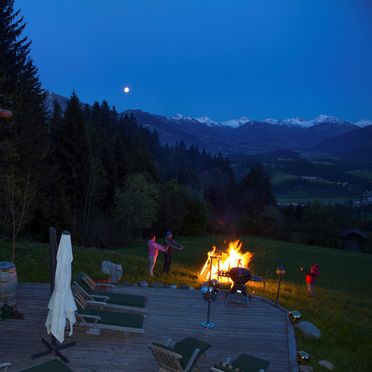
[0,283,297,371]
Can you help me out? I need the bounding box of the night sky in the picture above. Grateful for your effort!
[18,0,372,122]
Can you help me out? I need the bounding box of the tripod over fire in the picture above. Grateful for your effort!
[199,240,253,283]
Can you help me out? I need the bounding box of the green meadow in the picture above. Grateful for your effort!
[1,236,371,371]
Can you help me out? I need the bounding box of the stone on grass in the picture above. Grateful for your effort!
[295,321,321,339]
[318,360,334,370]
[298,366,313,372]
[138,280,149,287]
[150,282,164,288]
[166,284,177,289]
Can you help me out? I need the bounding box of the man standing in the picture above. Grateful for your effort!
[148,233,167,277]
[163,230,183,274]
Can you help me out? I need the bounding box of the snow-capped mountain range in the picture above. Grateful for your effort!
[172,113,371,129]
[124,108,372,157]
[45,92,372,158]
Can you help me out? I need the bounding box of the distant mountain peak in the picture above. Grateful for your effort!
[172,113,194,121]
[282,117,312,128]
[312,114,346,125]
[196,116,220,126]
[222,116,251,128]
[264,118,280,125]
[354,119,372,127]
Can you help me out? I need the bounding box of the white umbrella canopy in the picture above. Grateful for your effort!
[45,232,77,343]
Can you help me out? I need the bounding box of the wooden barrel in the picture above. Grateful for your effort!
[0,262,17,307]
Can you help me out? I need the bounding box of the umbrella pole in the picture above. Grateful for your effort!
[31,227,76,363]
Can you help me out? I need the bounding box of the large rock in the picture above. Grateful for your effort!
[318,360,334,370]
[295,321,321,339]
[138,280,149,287]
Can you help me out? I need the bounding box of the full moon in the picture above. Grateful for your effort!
[123,86,130,94]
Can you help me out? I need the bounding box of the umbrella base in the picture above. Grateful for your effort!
[31,337,76,363]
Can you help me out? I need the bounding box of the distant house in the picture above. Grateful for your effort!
[341,228,368,252]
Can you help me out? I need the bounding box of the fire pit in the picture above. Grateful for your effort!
[199,241,261,306]
[199,240,253,284]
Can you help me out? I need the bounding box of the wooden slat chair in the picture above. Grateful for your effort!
[73,290,144,335]
[17,359,73,371]
[149,337,211,372]
[210,353,270,372]
[74,272,148,313]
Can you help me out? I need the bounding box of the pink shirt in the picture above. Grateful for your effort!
[148,239,167,258]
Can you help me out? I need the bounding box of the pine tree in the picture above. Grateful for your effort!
[53,92,91,236]
[0,0,47,166]
[0,0,47,259]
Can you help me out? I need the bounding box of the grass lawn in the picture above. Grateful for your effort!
[1,236,371,371]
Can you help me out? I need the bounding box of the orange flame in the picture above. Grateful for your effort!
[199,240,253,283]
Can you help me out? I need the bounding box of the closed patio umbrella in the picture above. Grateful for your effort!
[45,231,77,343]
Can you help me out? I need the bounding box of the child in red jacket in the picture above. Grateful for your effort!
[300,264,320,297]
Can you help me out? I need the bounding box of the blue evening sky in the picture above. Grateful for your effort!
[18,0,372,122]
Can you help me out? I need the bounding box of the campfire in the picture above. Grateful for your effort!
[199,240,253,284]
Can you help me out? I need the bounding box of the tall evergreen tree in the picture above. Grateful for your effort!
[0,0,47,166]
[53,92,91,237]
[0,0,47,258]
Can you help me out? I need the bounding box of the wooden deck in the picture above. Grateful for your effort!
[0,283,297,372]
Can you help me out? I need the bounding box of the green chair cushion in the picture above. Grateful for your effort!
[173,337,211,369]
[95,291,148,308]
[75,273,148,309]
[18,358,73,372]
[80,308,144,329]
[214,353,270,372]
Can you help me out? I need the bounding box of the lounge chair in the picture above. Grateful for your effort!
[17,359,73,371]
[74,272,148,313]
[73,291,144,335]
[149,337,211,372]
[210,353,270,372]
